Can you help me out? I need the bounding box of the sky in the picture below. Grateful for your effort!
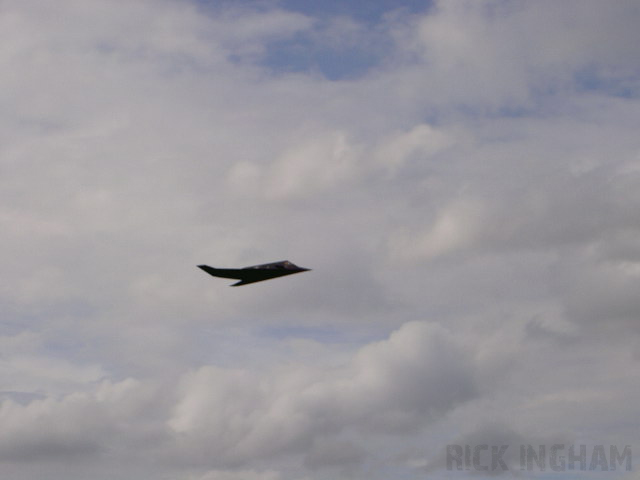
[1,0,639,479]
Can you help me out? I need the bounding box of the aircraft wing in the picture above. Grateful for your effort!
[198,265,278,286]
[229,277,274,287]
[197,265,244,279]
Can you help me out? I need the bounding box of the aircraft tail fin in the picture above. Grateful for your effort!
[197,265,217,276]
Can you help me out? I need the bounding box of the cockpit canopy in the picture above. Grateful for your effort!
[244,260,299,270]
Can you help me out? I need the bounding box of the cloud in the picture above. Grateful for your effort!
[403,0,640,108]
[424,422,574,475]
[168,321,477,466]
[195,470,284,480]
[0,378,160,463]
[0,321,477,474]
[303,437,366,471]
[376,124,453,170]
[227,130,361,200]
[1,0,639,479]
[390,198,485,261]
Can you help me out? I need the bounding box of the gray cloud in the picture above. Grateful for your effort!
[1,0,639,479]
[167,321,477,467]
[424,422,573,475]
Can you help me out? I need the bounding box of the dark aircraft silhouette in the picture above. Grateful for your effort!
[197,260,310,286]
